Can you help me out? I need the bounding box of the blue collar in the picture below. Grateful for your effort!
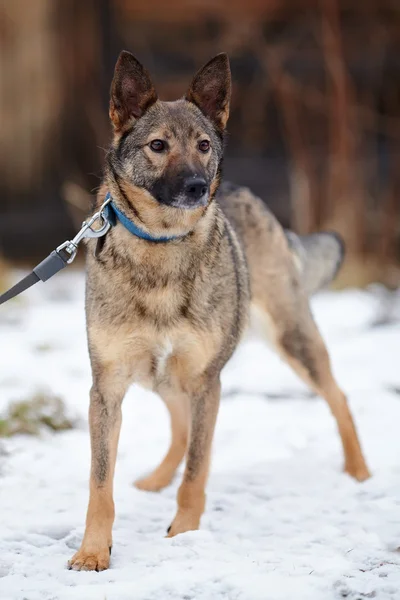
[103,192,184,243]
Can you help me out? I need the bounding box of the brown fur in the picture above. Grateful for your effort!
[68,52,370,572]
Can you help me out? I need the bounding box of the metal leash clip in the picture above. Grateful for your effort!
[0,196,113,306]
[56,196,112,264]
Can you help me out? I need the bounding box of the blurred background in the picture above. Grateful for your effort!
[1,0,399,287]
[2,4,400,591]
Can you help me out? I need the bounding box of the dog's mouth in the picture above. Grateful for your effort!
[161,191,210,210]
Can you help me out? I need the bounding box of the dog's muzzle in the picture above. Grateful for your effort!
[171,177,209,209]
[183,177,208,204]
[150,174,210,209]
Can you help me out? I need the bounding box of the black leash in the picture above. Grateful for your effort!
[0,250,70,306]
[0,272,41,306]
[0,196,112,307]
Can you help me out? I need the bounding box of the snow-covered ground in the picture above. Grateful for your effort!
[1,270,400,600]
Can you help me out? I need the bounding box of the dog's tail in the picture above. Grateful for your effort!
[285,230,345,295]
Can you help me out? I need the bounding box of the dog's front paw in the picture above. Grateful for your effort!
[68,545,111,572]
[166,510,201,537]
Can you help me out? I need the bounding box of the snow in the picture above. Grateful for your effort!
[1,270,400,600]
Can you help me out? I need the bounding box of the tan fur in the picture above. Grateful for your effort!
[135,391,189,491]
[167,378,220,537]
[68,52,370,572]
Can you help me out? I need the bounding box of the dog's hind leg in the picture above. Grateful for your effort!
[68,365,129,571]
[167,376,221,537]
[254,296,370,482]
[134,391,189,492]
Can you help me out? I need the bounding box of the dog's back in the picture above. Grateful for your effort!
[216,182,345,301]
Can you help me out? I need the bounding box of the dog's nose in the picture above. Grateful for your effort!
[184,177,208,202]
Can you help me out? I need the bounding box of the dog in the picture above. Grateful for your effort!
[68,51,370,571]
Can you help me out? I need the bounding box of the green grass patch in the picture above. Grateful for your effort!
[0,392,78,437]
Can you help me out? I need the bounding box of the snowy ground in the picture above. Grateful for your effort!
[1,270,400,600]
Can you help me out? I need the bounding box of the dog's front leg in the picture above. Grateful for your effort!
[68,372,127,571]
[167,376,221,537]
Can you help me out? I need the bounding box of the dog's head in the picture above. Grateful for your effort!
[106,52,230,230]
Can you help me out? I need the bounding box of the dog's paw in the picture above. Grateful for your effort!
[166,510,200,537]
[68,545,111,572]
[344,461,371,482]
[134,472,173,492]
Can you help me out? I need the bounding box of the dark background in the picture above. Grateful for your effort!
[1,0,399,286]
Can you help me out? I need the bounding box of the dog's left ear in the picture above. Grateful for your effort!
[186,53,231,132]
[110,51,158,130]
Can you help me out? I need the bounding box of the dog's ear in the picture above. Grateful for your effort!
[110,51,158,130]
[186,53,231,132]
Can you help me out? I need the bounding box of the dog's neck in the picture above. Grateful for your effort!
[104,178,211,241]
[96,181,220,271]
[104,197,186,243]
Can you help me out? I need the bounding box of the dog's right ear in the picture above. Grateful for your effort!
[186,54,231,133]
[110,51,158,130]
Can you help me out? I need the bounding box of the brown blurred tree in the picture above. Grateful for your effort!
[0,0,112,259]
[0,0,399,287]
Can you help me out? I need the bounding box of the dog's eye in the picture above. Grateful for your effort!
[198,140,210,153]
[150,139,166,152]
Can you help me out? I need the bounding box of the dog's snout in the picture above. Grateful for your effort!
[184,177,208,202]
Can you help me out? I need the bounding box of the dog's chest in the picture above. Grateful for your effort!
[90,322,220,392]
[152,337,174,380]
[131,331,210,391]
[116,334,176,390]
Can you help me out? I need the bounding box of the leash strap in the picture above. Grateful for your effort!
[0,248,71,306]
[0,272,40,306]
[0,197,112,307]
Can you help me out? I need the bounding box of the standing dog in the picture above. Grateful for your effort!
[69,52,370,571]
